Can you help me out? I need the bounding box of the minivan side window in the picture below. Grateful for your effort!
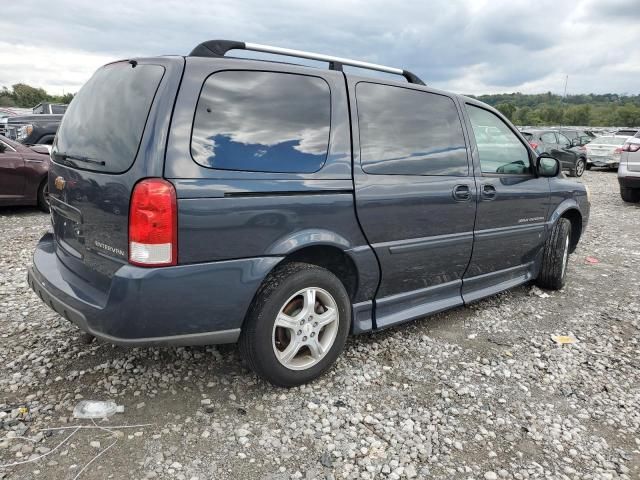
[191,71,331,173]
[467,105,531,175]
[356,83,468,176]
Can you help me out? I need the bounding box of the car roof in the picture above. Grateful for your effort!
[521,129,552,134]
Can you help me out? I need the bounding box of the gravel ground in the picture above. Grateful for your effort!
[0,170,639,480]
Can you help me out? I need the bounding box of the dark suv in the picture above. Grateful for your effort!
[4,114,63,145]
[28,40,590,386]
[521,129,587,177]
[558,128,593,147]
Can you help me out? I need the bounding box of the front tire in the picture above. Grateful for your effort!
[239,262,351,387]
[37,180,50,213]
[536,218,571,290]
[620,187,640,203]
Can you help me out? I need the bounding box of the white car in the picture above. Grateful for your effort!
[619,134,640,202]
[586,135,630,169]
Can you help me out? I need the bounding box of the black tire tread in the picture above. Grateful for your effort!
[37,180,50,213]
[620,187,640,203]
[239,262,309,378]
[536,218,571,290]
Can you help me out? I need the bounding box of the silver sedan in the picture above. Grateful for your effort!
[586,135,630,169]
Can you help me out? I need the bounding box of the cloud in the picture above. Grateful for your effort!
[1,0,639,95]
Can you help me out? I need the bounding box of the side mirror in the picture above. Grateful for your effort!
[537,154,560,177]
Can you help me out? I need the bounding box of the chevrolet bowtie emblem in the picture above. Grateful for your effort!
[54,176,66,191]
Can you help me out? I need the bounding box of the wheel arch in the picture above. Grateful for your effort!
[257,228,379,301]
[550,202,583,253]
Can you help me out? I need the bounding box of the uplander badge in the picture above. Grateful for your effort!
[94,240,126,257]
[54,176,66,191]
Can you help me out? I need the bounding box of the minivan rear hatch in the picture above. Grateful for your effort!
[48,57,183,284]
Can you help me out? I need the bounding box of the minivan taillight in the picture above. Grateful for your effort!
[622,142,640,153]
[129,178,177,267]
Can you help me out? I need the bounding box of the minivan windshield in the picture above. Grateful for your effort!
[53,62,164,173]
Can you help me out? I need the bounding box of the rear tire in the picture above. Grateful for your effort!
[574,158,585,177]
[536,218,571,290]
[37,180,50,213]
[239,262,351,387]
[620,187,640,203]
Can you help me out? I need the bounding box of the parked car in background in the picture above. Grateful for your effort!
[618,133,640,202]
[4,114,63,145]
[559,128,592,146]
[32,102,68,115]
[585,135,629,170]
[0,107,32,136]
[521,129,587,176]
[614,128,639,137]
[27,40,589,387]
[0,134,50,211]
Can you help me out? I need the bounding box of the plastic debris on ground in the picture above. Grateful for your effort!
[585,256,600,264]
[529,286,551,298]
[73,400,123,419]
[551,335,578,345]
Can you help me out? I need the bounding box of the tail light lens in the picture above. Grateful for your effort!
[622,142,640,153]
[614,147,622,155]
[529,142,539,151]
[129,178,177,267]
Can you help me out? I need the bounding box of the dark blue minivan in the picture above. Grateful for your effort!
[28,40,590,386]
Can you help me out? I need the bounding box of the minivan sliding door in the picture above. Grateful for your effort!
[349,79,477,329]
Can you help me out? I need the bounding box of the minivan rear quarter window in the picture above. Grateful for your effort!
[356,83,468,176]
[191,71,331,173]
[54,63,165,173]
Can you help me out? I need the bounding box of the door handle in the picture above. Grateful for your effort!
[452,184,471,202]
[481,184,497,200]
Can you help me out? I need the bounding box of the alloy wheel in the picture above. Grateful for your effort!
[272,287,339,370]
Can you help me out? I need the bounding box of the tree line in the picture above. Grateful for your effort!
[1,82,639,127]
[470,92,640,127]
[0,84,74,109]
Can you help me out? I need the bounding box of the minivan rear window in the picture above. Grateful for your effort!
[53,63,165,173]
[191,71,331,173]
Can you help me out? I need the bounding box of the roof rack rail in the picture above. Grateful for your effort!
[189,40,425,86]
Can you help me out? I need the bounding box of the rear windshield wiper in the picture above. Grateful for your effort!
[54,151,106,167]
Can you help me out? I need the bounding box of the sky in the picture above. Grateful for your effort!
[2,0,639,96]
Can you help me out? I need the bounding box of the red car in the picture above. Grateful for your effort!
[0,134,50,211]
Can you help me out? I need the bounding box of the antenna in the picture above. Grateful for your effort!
[559,75,569,127]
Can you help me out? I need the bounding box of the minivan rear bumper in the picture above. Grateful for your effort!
[28,233,283,346]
